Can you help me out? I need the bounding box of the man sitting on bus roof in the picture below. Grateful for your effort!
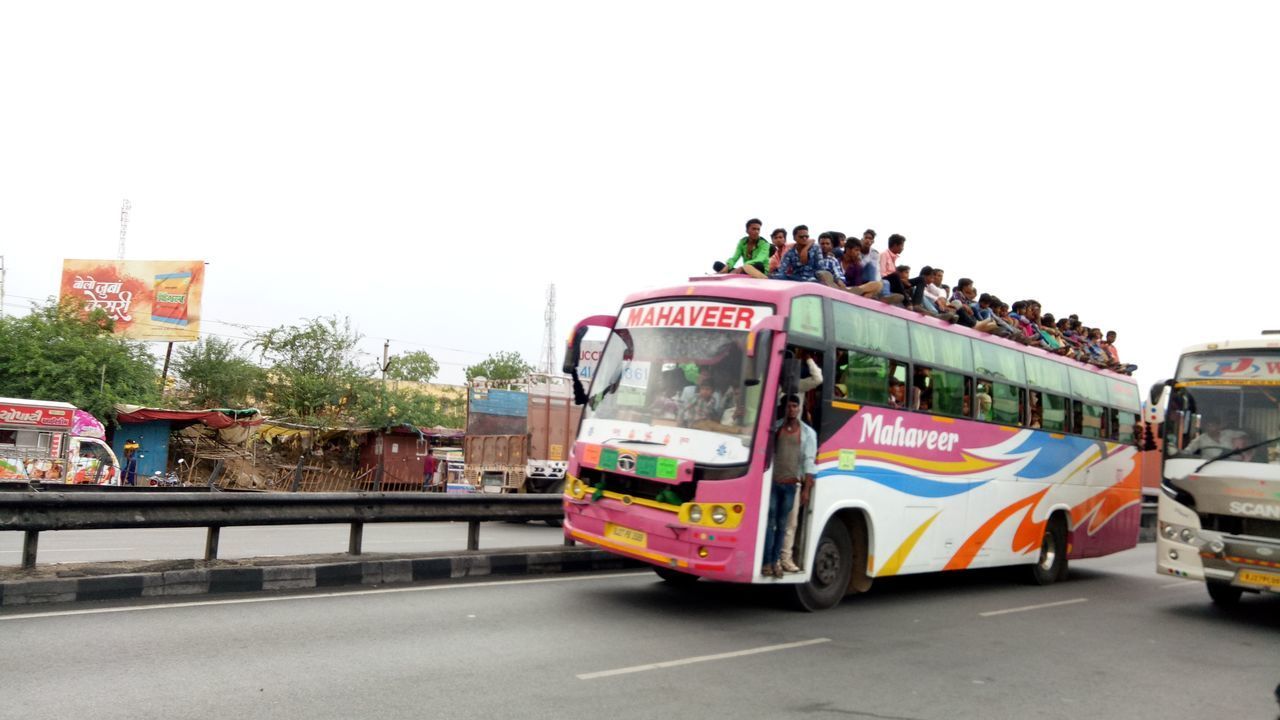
[714,218,771,279]
[773,225,823,282]
[764,394,817,579]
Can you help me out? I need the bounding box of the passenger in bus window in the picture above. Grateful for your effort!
[766,394,817,578]
[889,377,907,408]
[1029,392,1043,428]
[678,378,719,427]
[912,366,933,411]
[975,383,994,420]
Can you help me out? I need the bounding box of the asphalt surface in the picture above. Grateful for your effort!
[1,545,1276,720]
[0,521,565,567]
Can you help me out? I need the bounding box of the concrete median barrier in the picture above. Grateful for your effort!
[0,546,641,608]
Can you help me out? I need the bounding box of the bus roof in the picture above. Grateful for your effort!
[1179,338,1280,356]
[620,276,1137,385]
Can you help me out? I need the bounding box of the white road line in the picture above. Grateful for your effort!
[1160,580,1200,589]
[0,571,647,621]
[979,597,1088,617]
[0,547,135,554]
[576,638,832,680]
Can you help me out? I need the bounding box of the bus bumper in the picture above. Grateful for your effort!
[562,496,753,583]
[1156,493,1280,593]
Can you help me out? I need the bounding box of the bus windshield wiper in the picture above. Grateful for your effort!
[1194,435,1280,473]
[601,437,666,446]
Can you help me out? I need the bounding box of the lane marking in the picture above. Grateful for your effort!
[0,547,135,554]
[1160,581,1200,589]
[979,597,1088,617]
[576,638,832,680]
[0,571,647,622]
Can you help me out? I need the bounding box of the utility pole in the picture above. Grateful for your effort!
[374,339,391,491]
[0,255,6,318]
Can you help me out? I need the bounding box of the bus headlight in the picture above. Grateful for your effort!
[1179,528,1196,543]
[711,506,728,525]
[688,505,703,523]
[1162,523,1179,540]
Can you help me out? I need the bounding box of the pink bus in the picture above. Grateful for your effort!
[562,277,1143,610]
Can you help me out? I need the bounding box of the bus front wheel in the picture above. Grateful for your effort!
[1026,515,1067,585]
[1206,580,1243,607]
[791,520,853,612]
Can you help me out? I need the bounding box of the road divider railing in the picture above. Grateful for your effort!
[0,491,565,569]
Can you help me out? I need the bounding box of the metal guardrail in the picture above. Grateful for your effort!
[0,491,565,569]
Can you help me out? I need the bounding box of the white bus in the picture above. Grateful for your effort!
[1149,336,1280,605]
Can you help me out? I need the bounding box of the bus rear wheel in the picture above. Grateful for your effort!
[653,566,699,586]
[1025,515,1067,585]
[790,520,853,612]
[1206,580,1243,607]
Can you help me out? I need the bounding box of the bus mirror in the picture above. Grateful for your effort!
[562,326,589,376]
[782,355,801,396]
[561,315,616,375]
[744,330,772,381]
[1144,381,1171,425]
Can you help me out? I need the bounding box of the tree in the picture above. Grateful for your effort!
[387,350,440,383]
[465,351,533,385]
[248,316,370,424]
[0,298,159,421]
[172,336,265,409]
[353,383,462,429]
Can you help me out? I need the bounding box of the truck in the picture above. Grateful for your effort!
[463,376,582,494]
[1148,336,1280,606]
[0,397,121,485]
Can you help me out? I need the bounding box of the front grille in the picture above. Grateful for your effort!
[576,466,696,505]
[1202,513,1280,540]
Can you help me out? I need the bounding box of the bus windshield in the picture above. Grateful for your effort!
[1165,383,1280,464]
[581,302,771,467]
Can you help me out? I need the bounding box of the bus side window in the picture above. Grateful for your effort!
[915,365,971,418]
[1037,393,1068,432]
[982,382,1022,426]
[840,350,893,406]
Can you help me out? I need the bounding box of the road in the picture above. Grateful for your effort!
[0,522,565,567]
[1,545,1276,720]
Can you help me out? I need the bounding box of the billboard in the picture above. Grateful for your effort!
[60,259,206,341]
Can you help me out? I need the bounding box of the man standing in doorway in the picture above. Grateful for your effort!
[764,394,817,578]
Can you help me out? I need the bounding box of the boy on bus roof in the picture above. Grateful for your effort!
[715,218,771,279]
[773,226,822,282]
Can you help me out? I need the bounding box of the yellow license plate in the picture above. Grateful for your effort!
[1237,569,1280,589]
[605,522,647,548]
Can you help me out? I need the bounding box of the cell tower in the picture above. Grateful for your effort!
[117,199,131,259]
[539,283,557,375]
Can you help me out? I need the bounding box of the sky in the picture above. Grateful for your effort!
[2,1,1277,393]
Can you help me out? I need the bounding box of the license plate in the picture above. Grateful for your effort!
[605,522,647,548]
[1237,569,1280,589]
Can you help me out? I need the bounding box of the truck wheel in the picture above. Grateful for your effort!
[1207,580,1243,607]
[790,520,853,612]
[654,566,699,586]
[543,478,566,526]
[1025,515,1067,586]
